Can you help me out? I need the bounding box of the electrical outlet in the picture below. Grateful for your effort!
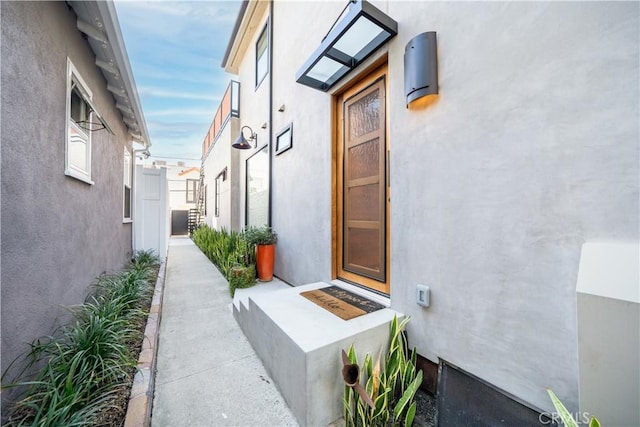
[416,284,430,307]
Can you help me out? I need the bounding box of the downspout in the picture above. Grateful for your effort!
[268,0,274,226]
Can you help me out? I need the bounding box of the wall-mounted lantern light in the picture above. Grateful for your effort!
[232,125,258,150]
[296,0,398,92]
[404,32,438,107]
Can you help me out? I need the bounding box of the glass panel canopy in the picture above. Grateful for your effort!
[306,56,344,83]
[333,16,385,58]
[295,0,397,91]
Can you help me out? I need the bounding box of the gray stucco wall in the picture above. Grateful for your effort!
[263,0,638,415]
[388,1,639,413]
[270,1,338,286]
[1,1,132,408]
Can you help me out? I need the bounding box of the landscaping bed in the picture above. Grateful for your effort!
[191,225,257,296]
[2,250,161,427]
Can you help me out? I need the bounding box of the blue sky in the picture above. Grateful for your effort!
[114,1,242,166]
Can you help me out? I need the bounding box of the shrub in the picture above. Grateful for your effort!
[243,225,278,245]
[228,264,257,297]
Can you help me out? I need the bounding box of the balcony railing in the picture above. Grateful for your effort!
[202,80,239,159]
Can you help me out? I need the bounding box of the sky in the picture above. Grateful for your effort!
[114,0,242,167]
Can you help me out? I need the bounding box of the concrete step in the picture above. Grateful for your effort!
[232,279,291,335]
[234,281,402,426]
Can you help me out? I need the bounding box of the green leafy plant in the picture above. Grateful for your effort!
[228,264,257,297]
[192,225,256,295]
[130,249,161,270]
[546,388,601,427]
[343,316,423,427]
[2,261,157,426]
[243,225,278,246]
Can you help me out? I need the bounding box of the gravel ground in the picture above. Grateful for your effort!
[413,389,437,427]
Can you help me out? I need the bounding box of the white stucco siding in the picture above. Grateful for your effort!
[232,10,272,229]
[387,1,639,414]
[203,119,240,231]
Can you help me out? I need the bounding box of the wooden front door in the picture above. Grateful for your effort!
[336,65,389,294]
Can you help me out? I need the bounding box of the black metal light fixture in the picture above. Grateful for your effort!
[232,125,258,150]
[296,0,398,92]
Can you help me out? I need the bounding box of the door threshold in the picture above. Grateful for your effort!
[330,279,391,308]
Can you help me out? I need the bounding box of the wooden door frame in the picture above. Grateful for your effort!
[332,60,390,295]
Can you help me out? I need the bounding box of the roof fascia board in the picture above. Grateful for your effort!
[73,0,151,149]
[222,0,269,74]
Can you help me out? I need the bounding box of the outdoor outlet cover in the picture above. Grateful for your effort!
[416,284,430,307]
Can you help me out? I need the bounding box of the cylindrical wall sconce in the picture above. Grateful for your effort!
[404,32,438,107]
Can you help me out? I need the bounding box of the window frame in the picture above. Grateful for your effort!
[255,22,269,89]
[123,148,132,222]
[203,184,208,216]
[214,168,227,218]
[186,179,198,203]
[65,58,94,184]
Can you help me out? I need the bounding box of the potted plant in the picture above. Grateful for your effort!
[244,225,278,281]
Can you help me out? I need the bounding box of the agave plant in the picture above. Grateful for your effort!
[546,389,600,427]
[343,316,423,427]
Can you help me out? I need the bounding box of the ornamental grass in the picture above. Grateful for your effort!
[2,250,160,427]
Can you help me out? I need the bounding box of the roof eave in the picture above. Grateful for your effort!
[70,0,151,149]
[221,0,269,74]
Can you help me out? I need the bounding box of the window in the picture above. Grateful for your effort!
[215,168,227,218]
[123,148,132,221]
[203,185,208,216]
[186,179,198,203]
[65,59,94,183]
[246,146,269,227]
[255,23,269,87]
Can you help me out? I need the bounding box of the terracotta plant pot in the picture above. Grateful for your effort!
[256,244,275,281]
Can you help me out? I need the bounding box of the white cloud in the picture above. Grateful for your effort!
[115,1,241,159]
[145,107,214,118]
[116,1,238,25]
[139,86,220,101]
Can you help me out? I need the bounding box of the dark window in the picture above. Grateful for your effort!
[124,187,131,218]
[203,184,207,216]
[123,149,132,220]
[186,179,197,203]
[255,24,269,88]
[214,169,226,217]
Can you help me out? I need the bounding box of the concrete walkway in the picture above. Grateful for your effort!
[152,237,298,427]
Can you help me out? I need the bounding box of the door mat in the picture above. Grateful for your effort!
[300,286,385,320]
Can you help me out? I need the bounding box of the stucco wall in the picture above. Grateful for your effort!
[258,0,639,414]
[203,117,240,231]
[233,11,272,230]
[270,1,341,286]
[387,1,639,413]
[1,1,134,406]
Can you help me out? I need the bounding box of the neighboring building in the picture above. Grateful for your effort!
[203,1,639,425]
[1,0,150,412]
[200,81,242,232]
[165,162,201,235]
